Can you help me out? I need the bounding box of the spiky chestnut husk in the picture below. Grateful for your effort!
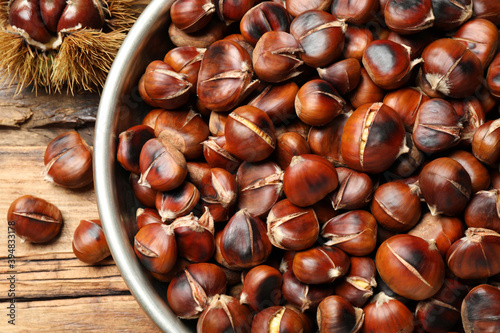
[0,0,139,93]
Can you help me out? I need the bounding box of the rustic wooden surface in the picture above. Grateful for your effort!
[0,1,164,330]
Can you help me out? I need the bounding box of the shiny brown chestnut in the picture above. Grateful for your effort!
[168,19,226,48]
[197,40,258,111]
[308,113,350,166]
[331,0,379,24]
[199,167,237,222]
[208,111,227,137]
[283,154,338,207]
[170,0,215,33]
[462,284,500,333]
[251,305,305,333]
[295,79,345,127]
[447,228,500,280]
[341,102,407,174]
[273,132,310,170]
[133,223,177,274]
[388,133,424,178]
[472,119,500,167]
[155,181,200,222]
[292,245,350,284]
[348,68,386,109]
[384,0,434,34]
[136,207,162,229]
[376,234,445,300]
[362,39,421,90]
[72,219,110,264]
[317,295,364,333]
[167,262,227,319]
[154,109,209,160]
[7,195,63,243]
[130,173,157,208]
[56,0,105,34]
[383,87,430,131]
[290,10,347,68]
[202,136,241,173]
[431,0,472,30]
[239,1,290,46]
[487,52,500,98]
[214,0,255,23]
[163,46,205,93]
[240,265,282,311]
[408,213,466,257]
[318,58,361,96]
[117,125,155,175]
[328,167,373,210]
[386,30,434,60]
[342,26,374,61]
[370,181,421,232]
[248,82,299,125]
[419,157,472,216]
[449,97,486,146]
[43,131,93,189]
[361,292,414,333]
[196,294,253,332]
[465,189,500,233]
[138,138,187,192]
[170,209,215,262]
[267,199,320,251]
[334,257,377,308]
[142,60,192,109]
[9,0,52,44]
[421,38,483,99]
[224,105,276,162]
[452,18,498,68]
[275,117,312,141]
[447,150,490,193]
[321,210,377,256]
[252,31,304,83]
[141,109,163,129]
[236,160,283,218]
[217,209,272,270]
[286,0,333,17]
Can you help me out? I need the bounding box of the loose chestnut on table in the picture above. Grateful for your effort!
[72,219,111,264]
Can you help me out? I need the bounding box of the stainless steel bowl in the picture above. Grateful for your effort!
[94,0,191,331]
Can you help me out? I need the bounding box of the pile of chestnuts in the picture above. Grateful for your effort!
[117,0,500,331]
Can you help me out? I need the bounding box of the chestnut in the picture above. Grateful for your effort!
[473,0,500,25]
[331,0,379,24]
[240,265,282,311]
[275,117,311,141]
[321,210,377,256]
[449,97,486,145]
[135,207,162,229]
[342,26,374,61]
[465,189,500,233]
[290,10,347,68]
[340,102,407,174]
[197,40,258,111]
[170,0,215,33]
[208,111,227,137]
[386,30,434,60]
[388,133,424,178]
[43,131,93,189]
[431,0,472,30]
[316,295,364,333]
[130,173,157,208]
[328,167,373,211]
[154,109,209,160]
[239,1,290,46]
[384,0,434,34]
[142,60,192,110]
[487,52,500,98]
[446,228,500,280]
[171,209,215,262]
[186,162,212,188]
[382,87,430,131]
[361,292,414,333]
[133,223,177,274]
[285,0,333,18]
[348,68,386,109]
[292,245,350,284]
[334,257,377,308]
[408,213,466,257]
[141,109,163,129]
[117,125,155,175]
[370,181,421,232]
[462,284,500,333]
[252,31,304,83]
[376,234,445,300]
[196,294,253,332]
[452,18,498,68]
[72,219,110,264]
[267,199,320,251]
[155,181,200,222]
[214,0,255,23]
[412,98,463,155]
[248,82,299,125]
[317,58,361,96]
[251,306,305,333]
[138,138,187,192]
[224,105,276,162]
[421,38,483,98]
[236,161,283,218]
[308,113,350,166]
[56,0,105,33]
[472,119,500,167]
[295,79,345,127]
[273,132,311,170]
[199,167,237,222]
[167,262,227,319]
[7,195,63,243]
[168,20,226,48]
[202,135,241,173]
[283,154,338,207]
[419,157,472,216]
[447,150,490,193]
[217,209,272,270]
[9,0,52,44]
[362,39,421,90]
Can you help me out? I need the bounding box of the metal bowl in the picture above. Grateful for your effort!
[94,0,191,331]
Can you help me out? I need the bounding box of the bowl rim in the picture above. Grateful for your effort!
[94,0,190,332]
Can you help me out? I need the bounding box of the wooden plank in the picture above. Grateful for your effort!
[0,295,162,332]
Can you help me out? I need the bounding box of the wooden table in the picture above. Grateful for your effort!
[0,81,162,330]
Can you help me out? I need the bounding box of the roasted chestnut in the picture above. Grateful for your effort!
[447,149,490,194]
[487,52,500,98]
[199,167,237,222]
[239,1,290,46]
[431,0,472,30]
[317,295,364,333]
[292,245,350,284]
[251,306,305,333]
[384,0,434,34]
[361,292,414,333]
[136,207,162,229]
[348,68,386,108]
[273,132,311,170]
[202,135,241,173]
[196,294,253,332]
[472,119,500,167]
[383,87,430,131]
[117,125,155,175]
[462,284,500,333]
[72,219,110,264]
[342,25,374,61]
[248,82,299,125]
[328,167,373,210]
[286,0,334,18]
[334,257,377,308]
[240,265,282,311]
[170,0,215,33]
[155,181,200,222]
[133,223,177,274]
[452,18,498,68]
[318,58,361,96]
[465,189,500,233]
[331,0,379,24]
